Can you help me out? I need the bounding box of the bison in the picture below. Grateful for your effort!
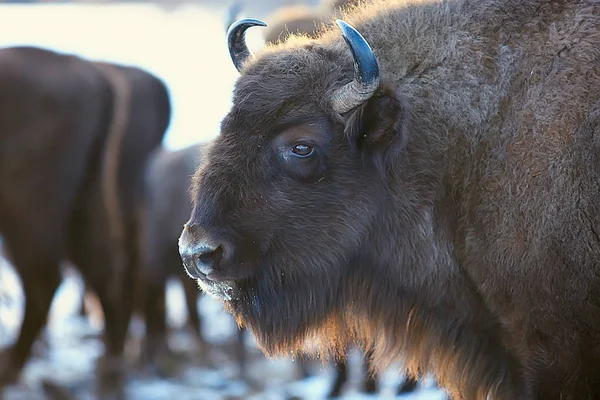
[179,0,600,398]
[0,46,170,399]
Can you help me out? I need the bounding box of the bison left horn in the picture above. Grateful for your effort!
[227,18,267,72]
[331,20,380,114]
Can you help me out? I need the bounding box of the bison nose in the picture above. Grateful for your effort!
[183,244,224,279]
[179,223,225,280]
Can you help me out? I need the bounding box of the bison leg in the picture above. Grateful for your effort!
[140,249,193,376]
[93,280,133,400]
[78,254,133,400]
[234,327,247,379]
[181,275,205,347]
[141,271,169,368]
[327,356,348,398]
[181,275,212,362]
[0,254,61,388]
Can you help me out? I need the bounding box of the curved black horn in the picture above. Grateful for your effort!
[331,20,380,114]
[227,18,267,72]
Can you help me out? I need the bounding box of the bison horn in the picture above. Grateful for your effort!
[227,18,267,72]
[331,20,380,114]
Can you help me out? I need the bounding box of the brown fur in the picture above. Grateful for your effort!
[182,0,600,398]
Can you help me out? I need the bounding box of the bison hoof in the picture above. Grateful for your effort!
[96,355,126,400]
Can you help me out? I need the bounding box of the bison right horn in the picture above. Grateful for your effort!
[331,20,380,114]
[227,18,267,72]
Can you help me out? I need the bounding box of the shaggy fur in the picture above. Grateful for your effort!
[181,0,600,398]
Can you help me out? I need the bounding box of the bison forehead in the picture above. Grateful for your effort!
[231,43,352,120]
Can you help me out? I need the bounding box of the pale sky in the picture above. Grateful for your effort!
[0,3,265,150]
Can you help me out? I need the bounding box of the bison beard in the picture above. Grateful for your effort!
[197,247,527,399]
[224,264,348,357]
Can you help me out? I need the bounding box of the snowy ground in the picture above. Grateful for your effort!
[0,253,448,400]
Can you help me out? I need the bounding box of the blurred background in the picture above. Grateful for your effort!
[0,0,447,398]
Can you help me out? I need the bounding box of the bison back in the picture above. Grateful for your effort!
[0,46,112,259]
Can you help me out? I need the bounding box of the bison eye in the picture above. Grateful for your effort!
[291,144,314,157]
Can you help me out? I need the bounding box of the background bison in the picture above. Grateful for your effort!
[0,46,170,399]
[180,0,600,398]
[136,143,244,377]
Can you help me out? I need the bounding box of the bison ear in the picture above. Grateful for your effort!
[344,85,409,174]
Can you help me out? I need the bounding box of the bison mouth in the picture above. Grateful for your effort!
[193,265,259,308]
[195,276,239,302]
[211,268,349,357]
[183,248,256,302]
[181,232,351,356]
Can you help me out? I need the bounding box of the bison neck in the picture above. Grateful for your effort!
[339,0,600,397]
[342,186,526,399]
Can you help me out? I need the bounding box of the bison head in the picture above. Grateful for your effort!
[179,18,409,358]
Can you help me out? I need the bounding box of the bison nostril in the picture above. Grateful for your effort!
[181,243,225,280]
[195,245,224,273]
[179,225,229,280]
